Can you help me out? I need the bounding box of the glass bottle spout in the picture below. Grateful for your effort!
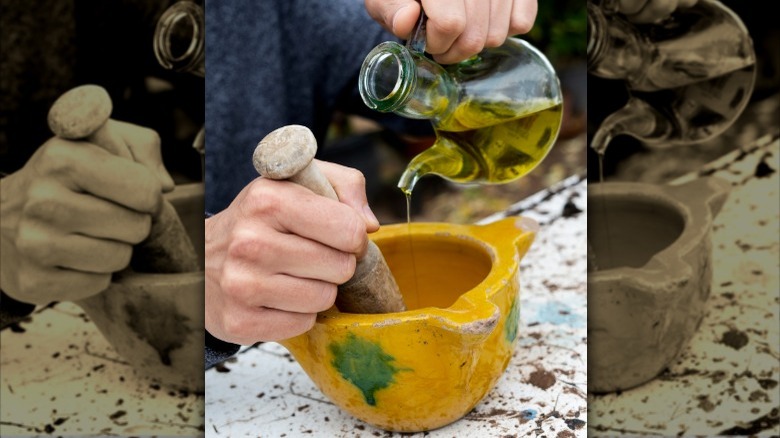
[397,140,480,194]
[591,97,670,155]
[153,0,206,180]
[359,41,456,120]
[153,1,205,77]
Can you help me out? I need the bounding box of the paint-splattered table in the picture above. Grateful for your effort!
[1,182,207,437]
[589,134,780,436]
[205,173,589,437]
[0,301,205,436]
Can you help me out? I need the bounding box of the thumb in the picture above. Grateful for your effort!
[316,160,381,233]
[112,119,176,193]
[366,0,421,39]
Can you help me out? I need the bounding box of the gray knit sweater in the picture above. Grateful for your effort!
[204,0,431,368]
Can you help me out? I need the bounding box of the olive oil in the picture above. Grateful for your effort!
[359,36,562,310]
[590,65,756,156]
[405,193,420,309]
[398,99,563,195]
[399,99,562,306]
[590,152,611,273]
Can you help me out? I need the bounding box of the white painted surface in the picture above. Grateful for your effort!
[205,176,589,438]
[0,302,204,436]
[589,136,780,436]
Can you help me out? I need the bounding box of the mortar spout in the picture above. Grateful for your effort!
[431,306,501,345]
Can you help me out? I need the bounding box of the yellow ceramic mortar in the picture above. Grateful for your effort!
[281,216,538,432]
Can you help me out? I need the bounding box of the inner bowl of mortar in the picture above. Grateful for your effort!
[78,183,205,393]
[587,179,728,394]
[588,194,684,271]
[280,217,537,432]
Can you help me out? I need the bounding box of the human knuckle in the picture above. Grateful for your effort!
[265,315,310,342]
[296,313,317,334]
[344,213,367,252]
[136,180,163,212]
[126,214,152,244]
[22,184,58,219]
[219,266,248,300]
[510,15,534,35]
[15,222,50,261]
[75,274,111,300]
[108,244,133,271]
[335,253,357,284]
[222,315,251,340]
[314,283,338,311]
[458,35,486,55]
[485,31,507,48]
[247,183,282,215]
[138,126,162,148]
[40,139,72,164]
[226,230,260,261]
[343,168,366,187]
[657,1,677,17]
[434,14,466,35]
[17,272,48,299]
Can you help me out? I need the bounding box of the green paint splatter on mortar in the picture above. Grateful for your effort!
[505,295,520,342]
[329,333,409,406]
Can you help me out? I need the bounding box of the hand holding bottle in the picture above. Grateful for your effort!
[607,0,699,23]
[364,0,538,64]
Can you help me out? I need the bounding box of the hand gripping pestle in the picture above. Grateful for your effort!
[253,125,407,314]
[47,84,200,274]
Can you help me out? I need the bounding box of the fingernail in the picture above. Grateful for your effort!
[363,204,380,228]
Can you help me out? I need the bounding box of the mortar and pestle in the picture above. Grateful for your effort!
[588,177,730,393]
[253,126,538,432]
[47,85,204,392]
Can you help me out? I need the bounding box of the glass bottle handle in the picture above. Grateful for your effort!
[153,1,205,77]
[406,8,428,54]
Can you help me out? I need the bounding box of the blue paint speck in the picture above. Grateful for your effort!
[520,408,538,421]
[535,301,584,328]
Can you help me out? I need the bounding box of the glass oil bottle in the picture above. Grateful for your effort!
[358,16,564,196]
[153,0,206,178]
[587,0,756,157]
[358,14,562,307]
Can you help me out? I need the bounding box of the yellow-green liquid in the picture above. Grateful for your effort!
[398,99,563,195]
[399,98,562,305]
[405,193,420,309]
[589,150,612,273]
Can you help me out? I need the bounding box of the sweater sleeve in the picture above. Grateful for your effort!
[205,330,241,370]
[0,290,36,330]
